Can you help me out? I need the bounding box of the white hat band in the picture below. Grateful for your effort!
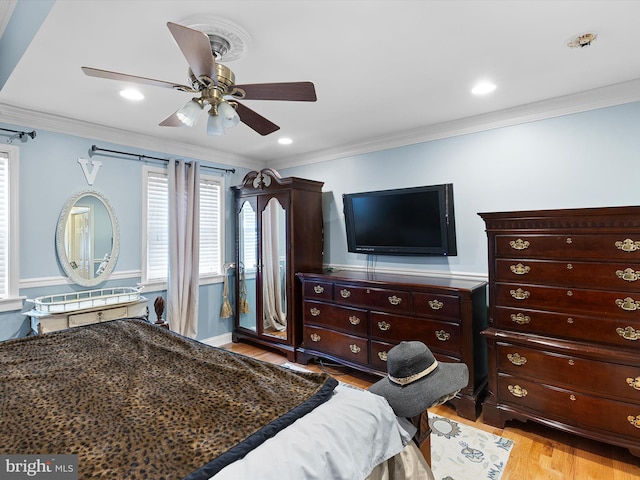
[388,360,438,386]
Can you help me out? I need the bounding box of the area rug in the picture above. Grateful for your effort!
[429,414,514,480]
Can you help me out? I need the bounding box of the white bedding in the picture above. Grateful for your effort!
[211,384,415,480]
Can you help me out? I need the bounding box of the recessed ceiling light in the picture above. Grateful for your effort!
[471,82,496,95]
[278,137,293,145]
[120,89,144,101]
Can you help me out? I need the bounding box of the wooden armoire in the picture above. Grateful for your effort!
[232,168,324,361]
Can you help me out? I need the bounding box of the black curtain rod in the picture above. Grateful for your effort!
[0,127,36,141]
[89,145,236,174]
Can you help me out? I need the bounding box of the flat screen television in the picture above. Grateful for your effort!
[343,184,457,256]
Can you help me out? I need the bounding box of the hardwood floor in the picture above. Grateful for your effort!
[222,341,640,480]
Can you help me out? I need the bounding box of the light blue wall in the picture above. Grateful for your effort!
[0,121,249,341]
[281,101,640,277]
[2,101,639,341]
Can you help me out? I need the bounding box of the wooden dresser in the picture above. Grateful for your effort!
[296,270,488,420]
[479,206,640,457]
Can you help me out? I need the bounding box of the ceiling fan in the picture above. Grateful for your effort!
[82,21,317,136]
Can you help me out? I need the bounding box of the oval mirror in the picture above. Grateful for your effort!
[55,190,120,287]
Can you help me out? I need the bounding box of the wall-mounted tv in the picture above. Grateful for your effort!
[343,184,457,256]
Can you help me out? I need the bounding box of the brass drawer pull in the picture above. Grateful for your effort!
[510,288,530,300]
[570,395,576,401]
[509,239,530,250]
[378,351,388,361]
[348,315,361,325]
[340,289,351,298]
[349,344,361,354]
[508,385,528,398]
[616,239,640,253]
[310,307,320,317]
[510,313,531,325]
[507,353,527,366]
[626,376,640,390]
[510,263,530,275]
[388,295,402,306]
[616,326,640,341]
[313,285,325,294]
[428,299,443,310]
[435,330,450,341]
[310,333,321,342]
[617,268,640,282]
[615,297,640,312]
[568,359,575,366]
[628,415,640,428]
[377,321,391,331]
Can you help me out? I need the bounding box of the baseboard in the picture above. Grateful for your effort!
[199,332,233,347]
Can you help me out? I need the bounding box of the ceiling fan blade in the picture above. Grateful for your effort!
[231,81,317,101]
[235,102,280,136]
[159,110,184,127]
[81,66,195,92]
[166,22,217,84]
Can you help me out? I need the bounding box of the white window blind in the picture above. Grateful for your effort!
[143,167,224,283]
[199,178,222,276]
[0,153,8,297]
[146,171,169,282]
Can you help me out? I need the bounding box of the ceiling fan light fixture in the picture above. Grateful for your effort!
[207,111,225,136]
[176,99,202,127]
[218,101,240,128]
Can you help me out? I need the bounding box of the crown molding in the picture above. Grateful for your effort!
[3,76,640,171]
[0,101,262,170]
[271,77,640,169]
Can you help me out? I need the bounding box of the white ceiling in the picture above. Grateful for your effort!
[2,1,640,170]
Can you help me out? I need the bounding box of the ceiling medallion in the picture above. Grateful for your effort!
[567,32,598,49]
[178,15,252,61]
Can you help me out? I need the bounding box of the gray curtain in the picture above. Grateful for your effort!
[167,159,200,338]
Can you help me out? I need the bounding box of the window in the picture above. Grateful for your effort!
[0,145,21,311]
[142,166,224,288]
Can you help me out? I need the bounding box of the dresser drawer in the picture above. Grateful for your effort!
[304,326,368,365]
[496,343,640,402]
[370,340,395,372]
[495,234,640,261]
[302,301,367,335]
[334,283,411,313]
[369,312,460,357]
[496,373,640,441]
[302,280,333,301]
[496,282,640,317]
[69,306,129,327]
[413,291,461,320]
[495,258,640,291]
[494,306,640,347]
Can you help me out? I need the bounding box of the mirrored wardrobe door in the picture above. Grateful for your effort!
[261,196,287,340]
[237,199,258,333]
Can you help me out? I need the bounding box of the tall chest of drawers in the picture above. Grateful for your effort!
[479,207,640,457]
[296,270,488,420]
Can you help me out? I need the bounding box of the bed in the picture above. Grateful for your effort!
[0,318,432,479]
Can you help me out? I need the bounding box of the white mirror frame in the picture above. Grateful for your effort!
[55,189,120,287]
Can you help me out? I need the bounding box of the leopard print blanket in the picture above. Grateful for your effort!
[0,319,337,479]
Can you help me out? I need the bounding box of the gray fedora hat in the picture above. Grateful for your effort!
[369,341,469,418]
